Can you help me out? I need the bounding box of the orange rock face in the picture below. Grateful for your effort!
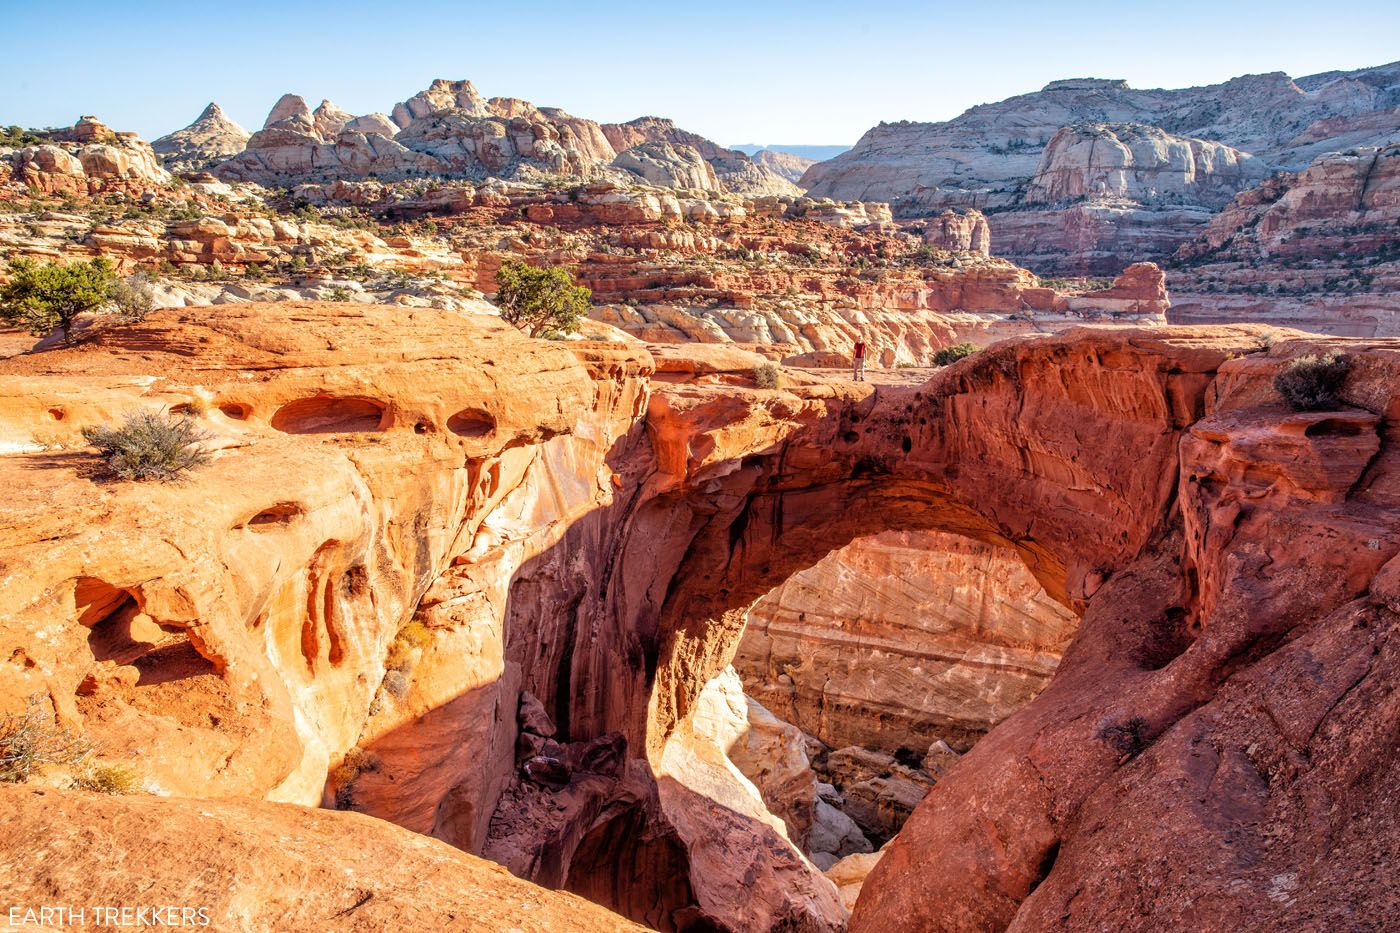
[3,306,1397,931]
[0,785,644,932]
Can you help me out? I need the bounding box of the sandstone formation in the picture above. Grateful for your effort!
[802,61,1400,272]
[918,208,990,255]
[737,530,1078,753]
[1,116,170,196]
[204,80,802,198]
[1168,143,1400,336]
[150,102,251,173]
[752,148,818,184]
[3,307,1399,931]
[613,141,721,191]
[602,116,802,196]
[0,785,643,931]
[1022,123,1265,208]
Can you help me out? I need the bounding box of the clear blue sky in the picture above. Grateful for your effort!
[3,0,1397,146]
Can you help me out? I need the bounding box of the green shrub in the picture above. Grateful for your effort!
[107,273,155,323]
[74,764,140,795]
[754,362,780,389]
[81,412,211,481]
[494,259,591,338]
[0,696,91,783]
[1274,352,1350,411]
[932,342,981,366]
[0,257,117,343]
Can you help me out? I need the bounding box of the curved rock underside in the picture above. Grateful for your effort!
[3,302,1399,930]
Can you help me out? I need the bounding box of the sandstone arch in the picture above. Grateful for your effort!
[4,304,1397,932]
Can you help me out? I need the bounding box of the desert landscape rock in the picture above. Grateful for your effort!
[2,296,1399,929]
[150,102,251,173]
[737,530,1078,753]
[4,53,1400,933]
[1168,142,1400,335]
[803,61,1400,273]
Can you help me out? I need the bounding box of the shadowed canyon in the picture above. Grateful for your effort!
[2,44,1399,933]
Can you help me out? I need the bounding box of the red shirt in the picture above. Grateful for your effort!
[853,341,867,359]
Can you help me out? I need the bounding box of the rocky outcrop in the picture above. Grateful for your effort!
[753,148,817,184]
[1023,123,1265,208]
[3,117,170,195]
[213,81,618,185]
[603,116,801,196]
[801,60,1400,272]
[0,785,643,932]
[592,260,1170,364]
[737,530,1078,752]
[613,141,720,191]
[1168,143,1400,335]
[918,208,990,254]
[4,311,1399,931]
[151,103,251,173]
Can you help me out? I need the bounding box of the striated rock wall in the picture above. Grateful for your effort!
[1023,123,1265,209]
[1167,144,1400,335]
[736,530,1078,753]
[801,61,1400,274]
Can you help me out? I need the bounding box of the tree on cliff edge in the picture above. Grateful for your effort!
[493,260,591,339]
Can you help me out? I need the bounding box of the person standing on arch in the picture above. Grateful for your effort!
[852,333,867,382]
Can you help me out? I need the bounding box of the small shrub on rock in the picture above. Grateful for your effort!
[754,362,780,389]
[74,764,140,795]
[932,342,981,366]
[1099,715,1150,759]
[82,411,211,481]
[0,696,92,784]
[1274,352,1351,411]
[107,273,156,324]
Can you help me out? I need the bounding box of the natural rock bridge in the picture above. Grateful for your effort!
[1,303,1397,930]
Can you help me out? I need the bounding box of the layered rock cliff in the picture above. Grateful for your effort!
[801,61,1400,273]
[1168,143,1400,336]
[737,530,1078,753]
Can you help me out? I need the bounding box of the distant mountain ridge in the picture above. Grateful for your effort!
[800,60,1400,273]
[731,144,851,161]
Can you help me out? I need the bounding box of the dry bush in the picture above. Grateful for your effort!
[1274,352,1350,411]
[754,363,780,389]
[82,411,210,481]
[0,696,91,783]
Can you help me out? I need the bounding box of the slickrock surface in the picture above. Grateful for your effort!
[0,785,644,932]
[737,530,1078,752]
[4,305,1398,930]
[802,61,1400,272]
[150,103,251,173]
[1168,143,1400,336]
